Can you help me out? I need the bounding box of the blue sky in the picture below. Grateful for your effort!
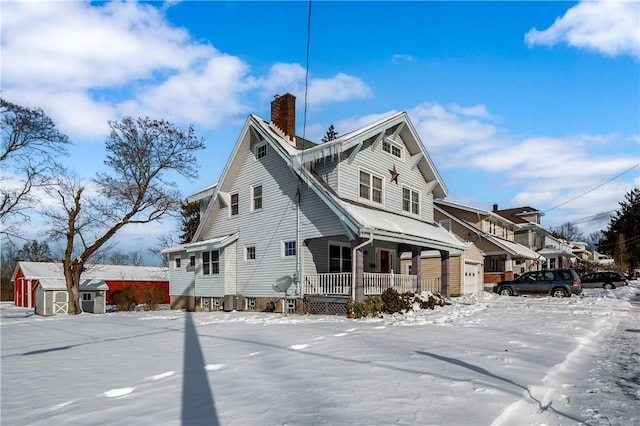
[2,1,639,260]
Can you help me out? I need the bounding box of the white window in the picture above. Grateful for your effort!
[252,185,263,211]
[82,293,93,301]
[502,225,508,239]
[489,219,497,235]
[283,241,296,257]
[359,170,383,204]
[175,257,181,268]
[246,246,256,261]
[402,187,420,215]
[255,143,267,159]
[329,243,352,273]
[230,193,239,216]
[383,140,402,159]
[439,219,452,232]
[189,256,195,267]
[202,250,220,275]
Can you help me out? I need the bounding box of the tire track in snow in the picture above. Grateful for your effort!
[491,316,613,425]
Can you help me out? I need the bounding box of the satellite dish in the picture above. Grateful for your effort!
[273,275,293,293]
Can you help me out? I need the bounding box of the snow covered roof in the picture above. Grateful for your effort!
[15,262,168,282]
[36,278,108,291]
[339,200,466,254]
[161,233,239,255]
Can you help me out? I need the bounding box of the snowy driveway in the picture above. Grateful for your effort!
[1,284,639,426]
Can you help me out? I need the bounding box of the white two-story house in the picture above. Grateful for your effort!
[163,93,465,313]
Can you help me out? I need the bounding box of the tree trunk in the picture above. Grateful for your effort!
[63,259,84,315]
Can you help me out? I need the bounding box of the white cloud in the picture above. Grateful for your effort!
[525,1,640,59]
[1,2,373,141]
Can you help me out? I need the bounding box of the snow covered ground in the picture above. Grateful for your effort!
[2,282,639,426]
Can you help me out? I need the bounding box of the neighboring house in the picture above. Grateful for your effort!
[12,261,169,310]
[162,93,466,313]
[432,200,539,285]
[493,205,575,269]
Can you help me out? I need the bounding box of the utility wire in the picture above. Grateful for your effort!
[302,0,312,142]
[544,163,640,213]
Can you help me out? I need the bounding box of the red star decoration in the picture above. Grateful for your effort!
[389,165,399,184]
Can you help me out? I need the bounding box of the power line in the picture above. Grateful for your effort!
[544,163,639,213]
[302,0,312,142]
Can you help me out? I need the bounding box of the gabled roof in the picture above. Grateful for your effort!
[13,262,168,282]
[435,205,537,259]
[188,110,463,253]
[435,199,518,226]
[493,206,544,224]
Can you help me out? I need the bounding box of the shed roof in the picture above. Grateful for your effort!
[37,278,108,291]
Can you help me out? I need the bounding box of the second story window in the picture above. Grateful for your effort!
[175,257,181,268]
[489,219,497,235]
[252,185,262,211]
[359,170,383,204]
[230,193,239,216]
[402,187,420,215]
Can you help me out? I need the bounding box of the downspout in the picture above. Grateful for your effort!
[351,233,374,300]
[296,186,302,298]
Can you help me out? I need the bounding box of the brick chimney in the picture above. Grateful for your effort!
[271,93,296,142]
[493,203,498,212]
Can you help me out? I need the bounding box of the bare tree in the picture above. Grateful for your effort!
[46,117,204,314]
[550,222,584,242]
[0,98,70,230]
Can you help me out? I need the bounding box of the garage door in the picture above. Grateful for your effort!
[464,262,483,294]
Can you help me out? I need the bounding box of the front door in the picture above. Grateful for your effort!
[380,250,391,273]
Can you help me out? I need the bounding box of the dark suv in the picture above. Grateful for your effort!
[579,271,629,289]
[493,269,582,298]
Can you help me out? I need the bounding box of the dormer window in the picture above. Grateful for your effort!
[383,140,402,159]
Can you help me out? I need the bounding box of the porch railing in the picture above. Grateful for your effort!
[303,273,352,296]
[363,273,417,295]
[304,272,423,296]
[421,277,442,294]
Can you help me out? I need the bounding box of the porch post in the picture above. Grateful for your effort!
[439,250,450,298]
[412,245,422,293]
[352,239,365,302]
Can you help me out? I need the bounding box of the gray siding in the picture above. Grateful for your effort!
[336,136,435,223]
[168,252,195,297]
[200,135,348,297]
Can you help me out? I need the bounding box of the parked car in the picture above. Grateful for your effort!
[579,271,629,289]
[493,269,582,297]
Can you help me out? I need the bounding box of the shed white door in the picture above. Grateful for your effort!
[464,262,483,294]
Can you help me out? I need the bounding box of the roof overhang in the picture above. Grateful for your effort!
[161,233,239,255]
